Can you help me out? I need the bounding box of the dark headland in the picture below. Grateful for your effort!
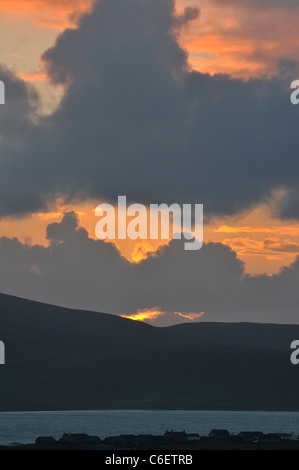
[0,292,299,411]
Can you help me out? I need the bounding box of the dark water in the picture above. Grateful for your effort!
[0,410,298,445]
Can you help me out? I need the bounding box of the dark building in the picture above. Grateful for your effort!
[209,429,231,440]
[262,433,281,443]
[237,431,264,443]
[164,430,188,443]
[187,433,200,441]
[35,436,57,446]
[59,433,101,446]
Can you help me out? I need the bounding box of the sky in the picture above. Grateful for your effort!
[0,0,299,325]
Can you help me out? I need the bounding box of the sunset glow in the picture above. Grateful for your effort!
[174,312,205,321]
[1,196,299,275]
[121,308,167,323]
[0,0,95,29]
[121,309,205,323]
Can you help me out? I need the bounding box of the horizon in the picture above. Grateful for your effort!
[1,290,299,328]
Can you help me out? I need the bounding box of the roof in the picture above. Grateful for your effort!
[209,429,230,436]
[35,436,56,443]
[238,431,264,437]
[164,430,187,436]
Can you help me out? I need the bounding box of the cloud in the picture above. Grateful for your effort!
[121,308,167,323]
[275,188,299,220]
[174,311,205,321]
[1,0,299,221]
[181,0,299,77]
[1,211,299,325]
[0,65,49,216]
[175,6,200,28]
[121,308,205,324]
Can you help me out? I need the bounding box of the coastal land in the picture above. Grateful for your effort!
[0,293,299,411]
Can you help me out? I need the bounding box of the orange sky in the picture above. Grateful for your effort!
[0,0,95,29]
[1,0,298,110]
[176,0,299,78]
[0,0,299,276]
[0,197,299,276]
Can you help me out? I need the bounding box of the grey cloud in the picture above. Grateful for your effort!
[0,65,52,217]
[0,0,299,218]
[275,187,299,220]
[175,7,200,28]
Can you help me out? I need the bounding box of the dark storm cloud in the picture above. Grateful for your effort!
[275,188,299,220]
[0,86,47,217]
[175,6,200,28]
[0,211,299,325]
[0,65,48,216]
[0,0,299,218]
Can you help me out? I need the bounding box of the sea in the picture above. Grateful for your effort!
[0,410,298,445]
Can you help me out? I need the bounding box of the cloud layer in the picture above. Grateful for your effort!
[0,0,298,221]
[0,211,299,326]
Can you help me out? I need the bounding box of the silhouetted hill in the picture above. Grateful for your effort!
[0,293,298,411]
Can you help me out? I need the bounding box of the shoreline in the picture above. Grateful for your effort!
[0,429,298,451]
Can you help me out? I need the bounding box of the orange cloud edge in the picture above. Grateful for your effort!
[120,308,205,323]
